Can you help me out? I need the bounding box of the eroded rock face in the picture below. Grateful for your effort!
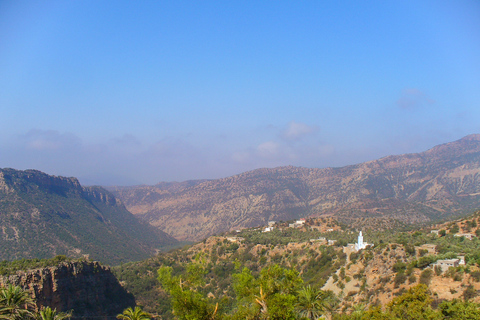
[0,261,135,320]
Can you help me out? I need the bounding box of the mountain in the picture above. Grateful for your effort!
[110,134,480,241]
[0,168,178,264]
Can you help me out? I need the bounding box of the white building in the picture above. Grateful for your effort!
[432,259,460,272]
[346,231,373,252]
[355,231,367,251]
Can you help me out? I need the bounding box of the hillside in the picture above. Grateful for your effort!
[114,213,480,319]
[0,168,178,265]
[110,134,480,241]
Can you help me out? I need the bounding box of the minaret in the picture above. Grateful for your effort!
[358,231,364,247]
[355,231,366,251]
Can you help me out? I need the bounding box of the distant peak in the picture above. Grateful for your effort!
[460,134,480,141]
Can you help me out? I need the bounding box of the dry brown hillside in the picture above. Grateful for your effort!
[110,135,480,241]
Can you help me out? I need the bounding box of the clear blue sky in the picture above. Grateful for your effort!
[1,1,479,185]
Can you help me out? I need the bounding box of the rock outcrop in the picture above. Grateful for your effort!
[0,261,134,319]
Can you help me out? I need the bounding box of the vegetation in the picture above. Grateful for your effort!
[112,211,480,319]
[0,285,72,320]
[116,307,152,320]
[0,256,75,276]
[0,168,178,265]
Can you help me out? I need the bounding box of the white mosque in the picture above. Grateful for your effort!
[354,231,367,251]
[346,231,373,252]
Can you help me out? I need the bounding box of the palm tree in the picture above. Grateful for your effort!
[117,306,152,320]
[349,303,366,320]
[35,306,72,320]
[296,285,325,320]
[0,284,35,320]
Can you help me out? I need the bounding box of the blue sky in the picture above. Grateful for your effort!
[1,1,479,185]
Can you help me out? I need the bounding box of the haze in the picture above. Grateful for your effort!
[1,1,479,185]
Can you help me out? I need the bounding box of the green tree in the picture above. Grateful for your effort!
[35,306,72,320]
[158,264,219,320]
[232,264,303,320]
[296,285,326,320]
[0,284,35,320]
[386,284,441,320]
[116,306,152,320]
[438,299,480,319]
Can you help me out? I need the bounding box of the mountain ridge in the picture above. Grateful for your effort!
[0,168,178,264]
[110,134,480,241]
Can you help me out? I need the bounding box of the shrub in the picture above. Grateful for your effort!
[463,284,477,301]
[394,272,407,288]
[470,271,480,282]
[416,255,436,269]
[419,269,433,286]
[408,274,417,284]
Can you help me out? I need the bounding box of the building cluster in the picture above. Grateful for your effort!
[431,229,476,240]
[288,219,306,228]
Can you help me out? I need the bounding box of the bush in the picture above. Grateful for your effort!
[393,261,406,273]
[394,272,407,288]
[416,255,437,269]
[470,271,480,282]
[463,284,477,301]
[419,269,433,286]
[408,274,417,284]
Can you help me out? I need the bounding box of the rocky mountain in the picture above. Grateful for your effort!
[1,260,134,319]
[110,134,480,241]
[0,168,178,264]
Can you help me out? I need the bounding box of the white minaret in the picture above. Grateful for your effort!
[355,231,366,251]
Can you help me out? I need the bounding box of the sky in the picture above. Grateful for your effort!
[1,1,479,185]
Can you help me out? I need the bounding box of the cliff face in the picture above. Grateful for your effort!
[0,261,134,319]
[0,168,177,264]
[110,135,480,241]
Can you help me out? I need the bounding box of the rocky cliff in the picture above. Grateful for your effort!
[0,168,178,264]
[110,135,480,241]
[0,261,134,319]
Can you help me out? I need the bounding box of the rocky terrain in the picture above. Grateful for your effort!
[111,134,480,241]
[1,260,134,319]
[114,213,480,318]
[0,168,178,264]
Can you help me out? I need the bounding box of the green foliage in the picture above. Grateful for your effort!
[462,285,477,302]
[394,272,407,288]
[419,269,433,286]
[0,256,73,276]
[116,307,152,320]
[35,307,72,320]
[449,224,460,234]
[438,299,480,319]
[416,255,437,269]
[0,284,35,320]
[0,284,74,320]
[387,284,441,320]
[232,264,303,320]
[158,263,221,320]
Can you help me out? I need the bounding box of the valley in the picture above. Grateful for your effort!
[2,135,480,319]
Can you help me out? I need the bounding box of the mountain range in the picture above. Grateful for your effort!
[0,168,177,264]
[110,134,480,241]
